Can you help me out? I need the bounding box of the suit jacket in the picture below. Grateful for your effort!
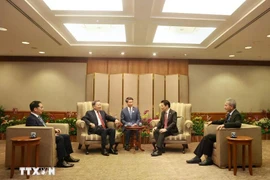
[81,110,116,134]
[26,114,46,126]
[212,109,242,128]
[156,109,178,134]
[121,107,141,127]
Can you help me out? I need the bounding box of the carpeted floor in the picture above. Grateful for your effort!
[0,140,270,180]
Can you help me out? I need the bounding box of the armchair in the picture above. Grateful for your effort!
[5,123,69,168]
[204,123,262,168]
[150,103,193,153]
[76,101,121,154]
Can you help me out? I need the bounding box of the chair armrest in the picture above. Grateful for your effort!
[76,119,86,129]
[150,120,159,132]
[46,123,69,134]
[107,121,116,129]
[204,124,219,136]
[184,120,193,129]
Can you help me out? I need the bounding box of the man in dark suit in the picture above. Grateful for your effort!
[186,98,242,166]
[81,100,120,156]
[121,97,141,151]
[26,101,79,168]
[151,100,178,156]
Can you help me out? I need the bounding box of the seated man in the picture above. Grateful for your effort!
[26,101,79,168]
[151,100,178,156]
[121,97,141,151]
[81,100,120,156]
[186,98,242,166]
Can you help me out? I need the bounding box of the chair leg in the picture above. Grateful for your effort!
[182,144,188,154]
[85,145,90,155]
[78,144,82,149]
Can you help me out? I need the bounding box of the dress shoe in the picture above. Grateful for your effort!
[65,156,80,162]
[135,146,139,151]
[186,157,201,164]
[199,159,213,166]
[56,160,74,168]
[124,145,130,151]
[101,149,109,156]
[108,148,118,155]
[151,150,162,156]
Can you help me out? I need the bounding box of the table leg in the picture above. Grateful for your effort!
[242,145,245,171]
[138,130,144,151]
[26,144,30,179]
[10,144,15,178]
[233,144,237,175]
[248,143,253,175]
[21,146,25,166]
[228,143,231,171]
[35,144,39,167]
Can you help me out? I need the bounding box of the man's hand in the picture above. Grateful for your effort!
[216,124,224,130]
[206,121,212,126]
[89,123,95,128]
[152,127,157,131]
[159,128,167,133]
[55,129,61,134]
[132,123,137,126]
[115,119,120,125]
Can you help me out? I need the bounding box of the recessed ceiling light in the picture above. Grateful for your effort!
[89,51,92,55]
[163,0,246,15]
[245,46,252,49]
[0,27,7,31]
[184,54,187,56]
[121,52,125,55]
[22,41,30,45]
[153,52,157,56]
[39,51,45,54]
[267,35,270,38]
[64,24,126,42]
[43,0,123,11]
[229,54,235,58]
[153,26,216,44]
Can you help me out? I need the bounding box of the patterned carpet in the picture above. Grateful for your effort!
[0,140,270,180]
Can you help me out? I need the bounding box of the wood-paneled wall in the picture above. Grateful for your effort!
[87,58,188,75]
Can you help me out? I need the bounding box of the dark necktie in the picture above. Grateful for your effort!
[164,112,168,128]
[97,111,106,128]
[129,108,132,119]
[38,116,46,127]
[226,114,231,122]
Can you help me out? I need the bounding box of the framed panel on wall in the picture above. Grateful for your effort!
[123,74,138,107]
[153,74,164,118]
[109,74,123,118]
[139,74,153,118]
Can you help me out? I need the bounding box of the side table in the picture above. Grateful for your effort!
[10,136,41,179]
[226,136,253,176]
[125,126,145,151]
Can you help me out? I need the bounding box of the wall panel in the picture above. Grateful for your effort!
[153,74,164,117]
[139,74,153,118]
[86,74,94,101]
[87,59,107,73]
[168,59,188,75]
[166,74,179,103]
[123,74,138,107]
[94,73,109,103]
[128,60,148,74]
[179,75,189,103]
[109,74,123,118]
[148,59,168,75]
[108,60,128,73]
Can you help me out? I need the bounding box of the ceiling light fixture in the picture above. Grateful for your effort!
[184,54,187,56]
[22,41,30,45]
[0,27,7,31]
[121,52,125,55]
[89,51,92,55]
[229,54,235,58]
[245,46,252,49]
[153,53,157,56]
[267,35,270,38]
[39,51,45,54]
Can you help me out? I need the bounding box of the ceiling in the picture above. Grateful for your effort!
[0,0,270,61]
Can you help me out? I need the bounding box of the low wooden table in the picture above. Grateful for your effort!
[226,136,253,176]
[10,136,41,179]
[125,126,145,151]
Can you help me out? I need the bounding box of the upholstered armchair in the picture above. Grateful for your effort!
[5,123,69,168]
[150,103,193,153]
[204,123,262,168]
[76,101,122,154]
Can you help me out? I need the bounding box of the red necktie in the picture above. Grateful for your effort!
[97,111,106,128]
[164,112,168,128]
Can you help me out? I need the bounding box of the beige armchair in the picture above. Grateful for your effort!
[76,101,121,154]
[150,103,193,153]
[5,123,69,168]
[204,123,262,168]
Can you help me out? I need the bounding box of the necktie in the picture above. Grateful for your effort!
[164,112,168,128]
[129,108,132,119]
[97,111,106,128]
[226,114,231,122]
[38,116,46,127]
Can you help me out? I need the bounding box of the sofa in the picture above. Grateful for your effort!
[5,123,69,168]
[204,123,262,168]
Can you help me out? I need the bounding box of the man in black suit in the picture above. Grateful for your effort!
[151,100,178,156]
[81,100,120,156]
[26,101,79,168]
[186,98,242,166]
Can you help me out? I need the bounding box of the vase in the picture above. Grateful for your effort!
[191,135,203,142]
[0,133,6,140]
